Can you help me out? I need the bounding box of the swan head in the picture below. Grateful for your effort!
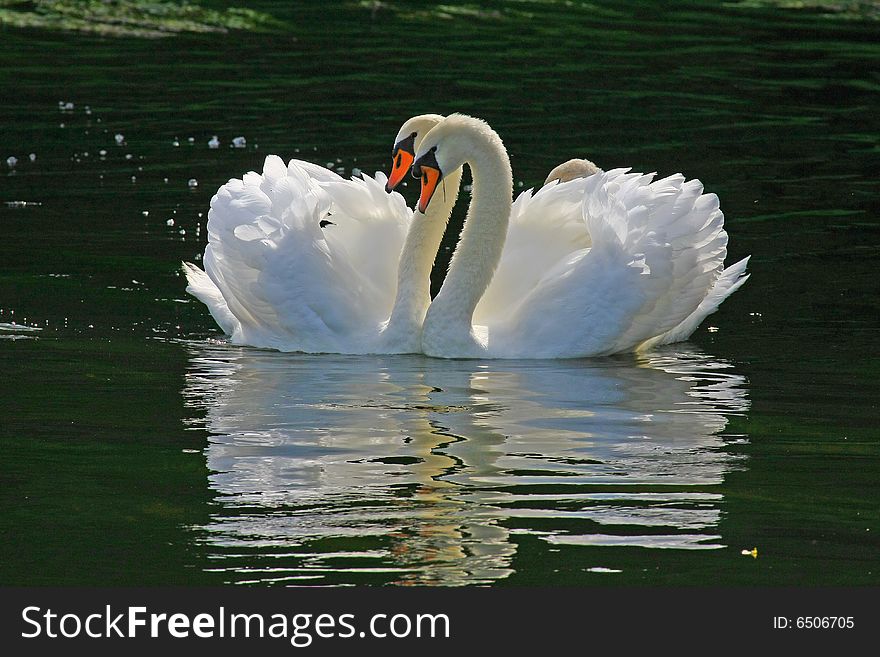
[544,158,601,185]
[385,114,444,193]
[411,113,498,213]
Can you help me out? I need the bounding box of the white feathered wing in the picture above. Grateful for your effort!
[475,169,749,358]
[184,154,412,353]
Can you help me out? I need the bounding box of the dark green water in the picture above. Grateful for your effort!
[1,1,878,586]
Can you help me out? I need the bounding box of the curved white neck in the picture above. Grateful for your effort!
[425,130,513,333]
[385,167,462,335]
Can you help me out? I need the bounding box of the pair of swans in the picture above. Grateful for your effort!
[184,113,749,358]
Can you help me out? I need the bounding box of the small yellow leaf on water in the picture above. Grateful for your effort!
[740,547,758,559]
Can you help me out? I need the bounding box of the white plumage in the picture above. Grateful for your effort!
[185,154,413,353]
[185,114,749,359]
[484,169,749,357]
[414,114,750,359]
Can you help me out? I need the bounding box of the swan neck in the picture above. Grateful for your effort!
[385,167,462,333]
[429,132,513,326]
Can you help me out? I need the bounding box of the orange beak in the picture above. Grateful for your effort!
[385,149,414,192]
[417,166,442,214]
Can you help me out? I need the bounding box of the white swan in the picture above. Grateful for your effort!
[183,115,461,354]
[385,118,614,337]
[410,113,750,359]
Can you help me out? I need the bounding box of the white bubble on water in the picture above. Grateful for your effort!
[187,178,198,189]
[232,136,247,148]
[208,136,220,149]
[6,156,18,168]
[166,218,175,226]
[115,133,125,145]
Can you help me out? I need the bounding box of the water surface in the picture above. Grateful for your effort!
[185,346,748,585]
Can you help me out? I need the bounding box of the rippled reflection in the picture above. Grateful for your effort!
[183,344,749,586]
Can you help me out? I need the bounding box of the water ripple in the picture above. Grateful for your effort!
[183,344,749,585]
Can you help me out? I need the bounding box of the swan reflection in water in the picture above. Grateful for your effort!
[183,344,749,586]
